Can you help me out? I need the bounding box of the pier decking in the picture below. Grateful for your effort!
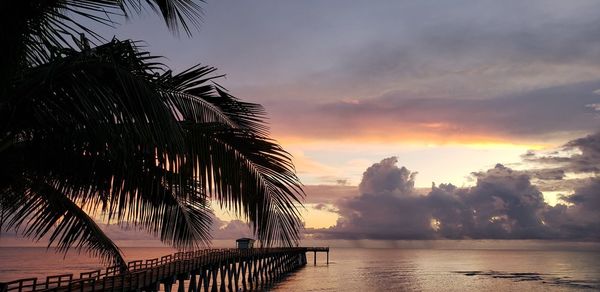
[0,247,329,292]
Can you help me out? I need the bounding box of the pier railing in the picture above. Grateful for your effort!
[0,247,329,292]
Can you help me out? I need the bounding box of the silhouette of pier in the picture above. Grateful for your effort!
[0,247,329,292]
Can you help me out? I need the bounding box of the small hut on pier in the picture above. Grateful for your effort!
[236,238,255,249]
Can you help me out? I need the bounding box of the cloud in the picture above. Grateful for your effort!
[561,132,600,173]
[358,157,417,194]
[302,185,360,204]
[587,103,600,111]
[313,203,337,213]
[463,165,548,238]
[309,156,599,240]
[268,81,600,143]
[544,180,600,238]
[97,0,600,144]
[0,212,256,247]
[226,0,600,99]
[520,131,600,191]
[522,168,566,181]
[216,1,600,143]
[210,216,254,240]
[311,157,432,239]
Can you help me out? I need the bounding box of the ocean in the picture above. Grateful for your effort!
[271,247,600,291]
[0,243,599,291]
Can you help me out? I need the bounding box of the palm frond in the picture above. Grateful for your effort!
[3,132,214,249]
[1,0,202,71]
[121,0,203,36]
[2,179,126,267]
[2,33,304,264]
[182,123,304,246]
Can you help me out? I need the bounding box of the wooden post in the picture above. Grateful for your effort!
[233,261,240,292]
[188,274,197,292]
[164,282,173,292]
[327,251,329,264]
[177,277,185,292]
[202,268,210,292]
[219,264,226,292]
[313,251,316,266]
[241,261,247,291]
[211,266,218,292]
[226,260,233,292]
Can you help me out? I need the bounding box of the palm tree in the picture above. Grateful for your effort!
[0,1,304,268]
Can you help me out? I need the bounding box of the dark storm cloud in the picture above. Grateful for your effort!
[310,157,600,240]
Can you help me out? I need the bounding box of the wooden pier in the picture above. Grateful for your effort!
[305,247,329,265]
[0,247,330,292]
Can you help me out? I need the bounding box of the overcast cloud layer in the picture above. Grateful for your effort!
[271,81,600,141]
[92,0,600,143]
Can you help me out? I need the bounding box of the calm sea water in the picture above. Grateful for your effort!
[271,248,600,291]
[1,244,599,291]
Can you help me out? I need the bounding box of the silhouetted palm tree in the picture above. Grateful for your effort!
[0,1,303,267]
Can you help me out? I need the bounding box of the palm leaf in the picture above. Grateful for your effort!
[2,36,304,264]
[2,0,203,66]
[182,123,304,246]
[2,178,126,267]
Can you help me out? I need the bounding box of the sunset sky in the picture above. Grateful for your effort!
[2,0,599,246]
